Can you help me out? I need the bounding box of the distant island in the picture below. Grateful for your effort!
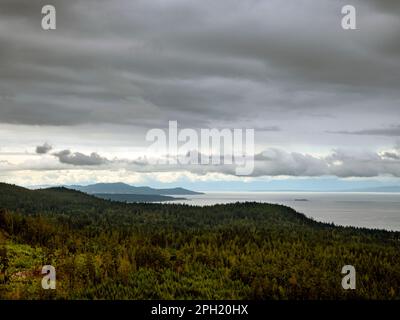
[94,193,185,203]
[63,182,203,202]
[67,182,203,196]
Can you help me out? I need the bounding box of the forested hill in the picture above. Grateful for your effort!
[0,182,322,230]
[0,182,400,299]
[0,183,108,212]
[0,183,180,208]
[0,182,397,234]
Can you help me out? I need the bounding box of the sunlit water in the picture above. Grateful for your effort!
[165,192,400,231]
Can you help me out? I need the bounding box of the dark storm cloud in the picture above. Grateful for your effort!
[36,142,52,154]
[0,0,399,128]
[53,150,109,166]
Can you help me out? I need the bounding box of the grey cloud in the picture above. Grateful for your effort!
[366,0,400,14]
[251,125,280,132]
[381,152,400,160]
[328,125,400,137]
[381,143,400,159]
[36,143,52,154]
[0,0,400,186]
[0,0,399,129]
[53,150,109,166]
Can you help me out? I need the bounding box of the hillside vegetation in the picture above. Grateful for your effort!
[0,183,399,299]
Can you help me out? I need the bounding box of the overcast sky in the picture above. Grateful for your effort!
[0,0,399,188]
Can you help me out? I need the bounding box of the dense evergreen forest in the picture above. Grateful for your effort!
[0,183,399,299]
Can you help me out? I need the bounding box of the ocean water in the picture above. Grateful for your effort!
[166,192,400,231]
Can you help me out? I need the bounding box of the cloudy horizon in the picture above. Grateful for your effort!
[1,0,399,189]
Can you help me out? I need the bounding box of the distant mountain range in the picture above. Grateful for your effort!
[67,182,204,196]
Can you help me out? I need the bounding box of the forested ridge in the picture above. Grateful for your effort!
[0,183,399,299]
